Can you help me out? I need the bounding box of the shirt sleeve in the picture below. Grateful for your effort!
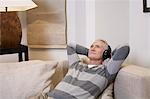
[67,43,89,66]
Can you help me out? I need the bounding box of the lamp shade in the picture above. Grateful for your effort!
[0,0,37,12]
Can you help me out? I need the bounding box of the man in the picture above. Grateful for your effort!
[47,39,130,99]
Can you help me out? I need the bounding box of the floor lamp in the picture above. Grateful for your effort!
[0,0,37,48]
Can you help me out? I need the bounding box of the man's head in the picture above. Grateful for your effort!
[88,39,111,62]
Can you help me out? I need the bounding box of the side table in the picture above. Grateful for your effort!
[0,44,29,62]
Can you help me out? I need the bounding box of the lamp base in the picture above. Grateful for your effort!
[0,12,22,48]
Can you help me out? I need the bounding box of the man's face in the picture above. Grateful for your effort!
[88,41,107,60]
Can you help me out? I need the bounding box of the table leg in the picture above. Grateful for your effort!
[18,52,23,62]
[25,49,29,61]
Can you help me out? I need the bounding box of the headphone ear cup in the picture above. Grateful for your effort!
[102,50,108,60]
[102,45,111,60]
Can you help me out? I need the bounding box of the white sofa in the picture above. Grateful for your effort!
[0,60,150,99]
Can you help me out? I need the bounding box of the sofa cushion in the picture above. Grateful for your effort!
[50,60,69,90]
[0,60,57,99]
[114,65,150,99]
[99,83,114,99]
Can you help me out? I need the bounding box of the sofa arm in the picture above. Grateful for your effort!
[114,65,150,99]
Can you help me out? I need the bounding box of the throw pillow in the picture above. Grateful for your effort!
[0,60,57,99]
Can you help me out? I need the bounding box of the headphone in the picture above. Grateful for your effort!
[102,45,112,60]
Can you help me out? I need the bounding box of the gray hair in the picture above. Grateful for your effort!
[95,39,109,50]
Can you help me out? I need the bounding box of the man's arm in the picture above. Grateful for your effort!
[104,44,130,75]
[76,44,89,56]
[67,43,89,66]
